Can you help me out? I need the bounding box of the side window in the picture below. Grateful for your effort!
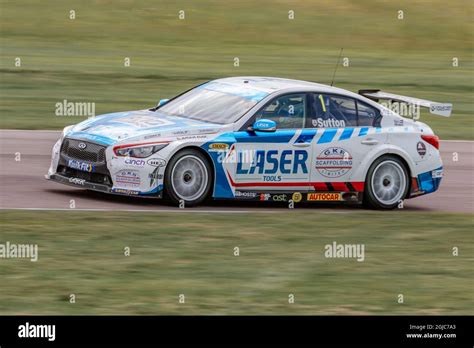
[357,101,381,127]
[255,93,306,129]
[311,94,357,128]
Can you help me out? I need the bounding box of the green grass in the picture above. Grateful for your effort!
[0,0,473,138]
[0,210,472,315]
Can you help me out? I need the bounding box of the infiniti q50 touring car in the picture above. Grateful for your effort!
[46,76,452,209]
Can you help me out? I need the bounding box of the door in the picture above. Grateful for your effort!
[227,93,313,194]
[309,93,387,193]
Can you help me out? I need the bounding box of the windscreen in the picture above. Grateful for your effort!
[157,81,269,124]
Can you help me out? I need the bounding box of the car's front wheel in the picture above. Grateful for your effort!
[164,149,212,207]
[364,155,409,209]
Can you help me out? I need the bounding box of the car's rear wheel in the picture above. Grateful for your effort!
[164,149,212,207]
[364,155,409,209]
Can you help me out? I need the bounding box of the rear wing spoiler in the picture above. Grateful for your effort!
[358,89,452,117]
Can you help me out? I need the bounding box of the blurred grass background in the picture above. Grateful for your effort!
[0,0,472,138]
[0,0,473,316]
[0,210,472,315]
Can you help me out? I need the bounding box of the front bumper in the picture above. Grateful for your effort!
[47,173,162,198]
[48,173,112,193]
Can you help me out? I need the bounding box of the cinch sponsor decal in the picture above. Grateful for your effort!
[67,159,94,172]
[236,150,308,175]
[307,193,342,201]
[124,158,146,167]
[315,147,352,178]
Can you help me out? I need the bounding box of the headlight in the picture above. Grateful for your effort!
[114,143,168,158]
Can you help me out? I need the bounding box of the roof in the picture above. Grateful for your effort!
[215,76,351,95]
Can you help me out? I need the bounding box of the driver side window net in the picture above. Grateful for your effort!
[312,94,357,128]
[255,94,306,129]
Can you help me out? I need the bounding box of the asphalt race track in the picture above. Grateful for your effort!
[1,130,472,213]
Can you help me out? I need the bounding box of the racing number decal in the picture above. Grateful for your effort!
[318,94,327,113]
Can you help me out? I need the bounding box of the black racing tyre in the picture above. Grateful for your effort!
[164,149,213,207]
[364,155,409,210]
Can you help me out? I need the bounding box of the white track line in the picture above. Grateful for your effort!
[0,207,251,214]
[0,130,60,133]
[0,207,354,214]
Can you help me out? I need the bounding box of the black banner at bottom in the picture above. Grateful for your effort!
[0,315,471,346]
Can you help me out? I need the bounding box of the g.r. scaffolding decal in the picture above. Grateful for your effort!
[315,147,352,178]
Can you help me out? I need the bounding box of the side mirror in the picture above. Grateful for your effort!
[249,119,277,132]
[157,99,169,107]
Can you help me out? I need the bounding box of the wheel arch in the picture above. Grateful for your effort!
[363,150,414,200]
[352,145,415,182]
[165,145,215,187]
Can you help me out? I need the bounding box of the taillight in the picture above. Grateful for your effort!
[421,135,439,150]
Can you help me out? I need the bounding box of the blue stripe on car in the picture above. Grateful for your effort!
[358,127,369,137]
[294,129,317,143]
[233,130,296,143]
[339,128,354,141]
[67,132,116,146]
[202,133,236,198]
[317,129,337,144]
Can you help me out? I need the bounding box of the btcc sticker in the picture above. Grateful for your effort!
[417,142,426,158]
[315,147,352,178]
[67,159,94,173]
[307,193,342,201]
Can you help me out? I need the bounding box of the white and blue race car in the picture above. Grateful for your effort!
[46,77,452,209]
